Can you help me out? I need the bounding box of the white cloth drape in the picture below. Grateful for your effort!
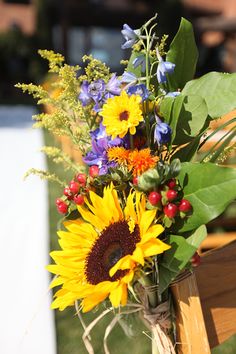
[0,106,56,354]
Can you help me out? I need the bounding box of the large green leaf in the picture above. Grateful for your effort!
[166,18,198,90]
[173,95,208,144]
[182,72,236,118]
[159,225,207,293]
[160,94,208,144]
[177,162,236,232]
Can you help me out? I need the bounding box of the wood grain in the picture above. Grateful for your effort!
[171,271,211,354]
[195,240,236,348]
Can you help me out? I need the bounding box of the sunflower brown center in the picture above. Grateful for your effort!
[119,110,129,121]
[85,220,140,285]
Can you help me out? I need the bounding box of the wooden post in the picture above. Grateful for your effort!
[171,270,210,354]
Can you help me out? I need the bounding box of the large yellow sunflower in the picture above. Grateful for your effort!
[47,184,169,312]
[101,91,143,139]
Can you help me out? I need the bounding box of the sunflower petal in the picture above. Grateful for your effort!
[141,239,170,257]
[109,283,128,308]
[139,209,157,236]
[109,256,135,277]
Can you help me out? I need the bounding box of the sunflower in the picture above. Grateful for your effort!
[101,91,143,139]
[47,184,169,312]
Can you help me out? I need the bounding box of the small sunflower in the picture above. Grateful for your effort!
[101,91,143,139]
[48,184,169,312]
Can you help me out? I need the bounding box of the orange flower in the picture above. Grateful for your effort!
[127,148,158,176]
[107,147,130,165]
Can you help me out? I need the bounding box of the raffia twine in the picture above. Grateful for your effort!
[76,284,176,354]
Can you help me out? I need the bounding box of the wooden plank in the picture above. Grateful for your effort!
[195,240,236,348]
[171,271,210,354]
[199,232,236,252]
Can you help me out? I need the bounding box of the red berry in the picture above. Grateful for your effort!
[166,189,178,201]
[148,191,162,205]
[164,203,178,218]
[167,178,176,189]
[179,199,192,212]
[63,187,73,199]
[89,165,99,177]
[191,252,201,267]
[55,198,63,206]
[57,201,68,214]
[76,173,87,186]
[74,194,85,205]
[69,180,80,194]
[133,176,139,185]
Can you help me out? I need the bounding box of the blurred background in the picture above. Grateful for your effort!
[1,1,236,354]
[1,0,236,102]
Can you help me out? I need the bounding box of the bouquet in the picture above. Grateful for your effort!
[17,14,236,354]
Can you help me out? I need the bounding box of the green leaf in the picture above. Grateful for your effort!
[172,135,201,162]
[177,162,236,232]
[182,72,236,118]
[159,225,206,293]
[166,18,198,90]
[160,94,208,144]
[173,95,208,144]
[126,51,143,78]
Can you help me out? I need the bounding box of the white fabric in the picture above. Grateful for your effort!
[0,106,56,354]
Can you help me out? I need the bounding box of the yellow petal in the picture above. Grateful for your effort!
[140,224,164,244]
[141,239,170,257]
[124,191,137,223]
[109,256,135,277]
[77,205,107,231]
[109,283,127,308]
[139,209,157,236]
[132,246,144,265]
[81,291,109,312]
[63,220,97,241]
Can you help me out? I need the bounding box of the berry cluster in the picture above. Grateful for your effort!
[146,178,192,226]
[55,165,101,215]
[56,172,87,214]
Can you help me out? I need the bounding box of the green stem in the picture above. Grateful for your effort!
[138,274,158,308]
[130,134,134,150]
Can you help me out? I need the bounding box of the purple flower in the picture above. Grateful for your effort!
[106,74,121,96]
[88,79,105,102]
[166,91,180,98]
[83,123,124,174]
[132,55,146,72]
[121,71,137,84]
[78,81,91,106]
[121,24,140,49]
[127,84,149,101]
[154,116,172,145]
[156,60,175,84]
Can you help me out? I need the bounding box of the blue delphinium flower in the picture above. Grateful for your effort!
[105,74,121,98]
[156,60,175,84]
[154,116,172,145]
[88,79,105,102]
[78,81,91,106]
[127,84,149,101]
[79,76,121,111]
[121,24,140,49]
[166,91,180,98]
[132,54,146,72]
[83,124,124,175]
[121,71,137,84]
